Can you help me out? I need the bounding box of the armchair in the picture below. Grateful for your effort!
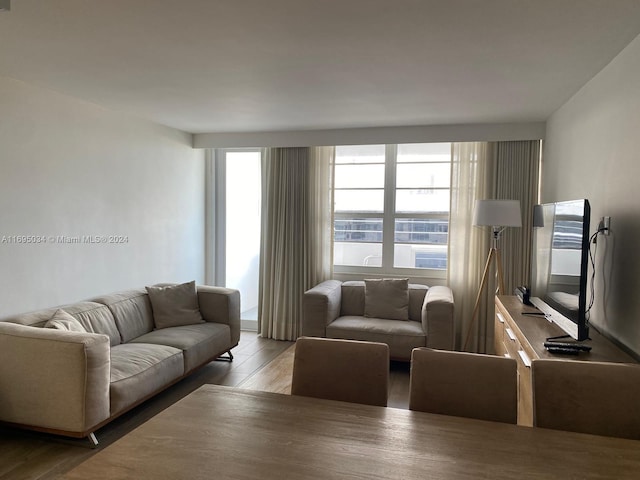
[302,280,454,361]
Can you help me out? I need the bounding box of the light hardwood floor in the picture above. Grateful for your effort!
[0,332,410,480]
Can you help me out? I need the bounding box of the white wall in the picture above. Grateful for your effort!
[544,34,640,357]
[0,76,205,316]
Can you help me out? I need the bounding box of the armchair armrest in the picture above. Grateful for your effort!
[0,322,110,436]
[197,286,241,347]
[302,280,343,337]
[422,286,455,350]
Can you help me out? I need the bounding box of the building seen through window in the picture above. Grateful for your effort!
[333,143,451,272]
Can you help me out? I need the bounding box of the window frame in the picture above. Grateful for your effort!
[207,148,262,330]
[333,144,449,280]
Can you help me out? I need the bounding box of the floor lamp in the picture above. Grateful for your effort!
[463,199,522,351]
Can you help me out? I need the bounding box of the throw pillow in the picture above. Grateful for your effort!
[146,281,205,329]
[364,278,410,320]
[44,309,87,332]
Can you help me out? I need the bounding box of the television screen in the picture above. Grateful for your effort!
[530,199,590,340]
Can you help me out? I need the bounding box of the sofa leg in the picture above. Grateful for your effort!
[88,432,99,448]
[216,350,234,362]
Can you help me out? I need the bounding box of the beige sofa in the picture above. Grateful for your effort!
[302,280,454,361]
[0,282,240,445]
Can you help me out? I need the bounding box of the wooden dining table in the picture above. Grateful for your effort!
[62,384,640,479]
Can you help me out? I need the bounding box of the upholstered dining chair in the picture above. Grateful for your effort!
[532,359,640,440]
[409,347,518,423]
[291,336,389,407]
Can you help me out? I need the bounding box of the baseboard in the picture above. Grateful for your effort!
[241,319,258,331]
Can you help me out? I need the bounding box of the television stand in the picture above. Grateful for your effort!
[494,295,636,426]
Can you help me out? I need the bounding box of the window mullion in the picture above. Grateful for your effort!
[382,144,397,271]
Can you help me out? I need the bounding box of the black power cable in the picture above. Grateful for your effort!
[586,226,608,321]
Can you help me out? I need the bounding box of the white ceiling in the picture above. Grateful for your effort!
[2,0,640,134]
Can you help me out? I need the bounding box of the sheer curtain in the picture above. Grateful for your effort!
[448,142,493,351]
[258,146,334,341]
[448,140,541,352]
[307,146,335,287]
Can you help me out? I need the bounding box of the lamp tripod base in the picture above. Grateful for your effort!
[462,246,505,351]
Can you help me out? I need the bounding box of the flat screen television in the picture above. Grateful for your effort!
[529,199,591,341]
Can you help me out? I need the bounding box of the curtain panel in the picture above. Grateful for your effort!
[449,140,540,353]
[492,140,541,295]
[258,146,334,341]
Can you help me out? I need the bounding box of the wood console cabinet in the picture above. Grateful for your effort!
[494,295,636,426]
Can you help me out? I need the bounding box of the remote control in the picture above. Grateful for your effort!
[546,346,581,355]
[543,341,592,352]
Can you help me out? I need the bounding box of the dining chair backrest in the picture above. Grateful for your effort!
[291,336,389,407]
[532,359,640,440]
[409,347,518,424]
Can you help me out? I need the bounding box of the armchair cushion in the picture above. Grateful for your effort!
[364,278,409,320]
[327,316,424,359]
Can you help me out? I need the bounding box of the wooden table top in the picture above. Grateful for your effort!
[63,384,640,480]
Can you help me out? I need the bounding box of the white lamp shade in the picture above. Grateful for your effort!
[473,200,522,227]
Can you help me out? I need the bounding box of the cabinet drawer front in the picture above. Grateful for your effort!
[503,328,521,360]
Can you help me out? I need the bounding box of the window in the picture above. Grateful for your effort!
[212,149,262,326]
[333,143,451,275]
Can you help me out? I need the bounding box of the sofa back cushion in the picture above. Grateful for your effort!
[0,307,61,328]
[340,281,366,316]
[63,302,122,346]
[0,302,120,346]
[340,281,428,321]
[44,309,87,332]
[408,284,429,320]
[91,289,155,343]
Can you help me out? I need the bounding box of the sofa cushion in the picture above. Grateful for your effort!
[44,309,87,332]
[130,323,231,373]
[364,278,409,320]
[340,281,366,316]
[64,302,121,346]
[146,281,205,329]
[110,343,184,415]
[92,289,155,343]
[0,307,61,328]
[327,316,425,360]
